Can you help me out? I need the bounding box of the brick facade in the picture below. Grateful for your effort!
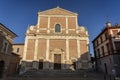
[13,7,90,71]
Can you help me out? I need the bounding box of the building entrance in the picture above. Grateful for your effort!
[54,54,61,69]
[73,62,76,70]
[0,61,4,78]
[39,59,43,69]
[104,63,108,74]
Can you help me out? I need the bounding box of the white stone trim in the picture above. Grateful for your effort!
[24,60,33,62]
[27,35,88,40]
[37,16,40,28]
[47,16,50,33]
[23,36,28,60]
[36,29,40,33]
[69,29,76,31]
[76,16,78,33]
[66,39,69,60]
[39,28,47,30]
[66,16,68,34]
[76,16,78,28]
[46,39,50,60]
[34,39,38,60]
[87,38,89,49]
[37,28,77,31]
[77,40,80,58]
[39,15,76,17]
[38,7,78,16]
[54,23,62,33]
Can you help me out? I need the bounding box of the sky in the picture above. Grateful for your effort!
[1,0,120,55]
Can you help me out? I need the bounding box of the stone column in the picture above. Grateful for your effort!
[76,16,78,33]
[77,39,80,58]
[46,39,49,60]
[47,16,50,33]
[66,16,68,34]
[66,39,69,60]
[44,39,50,69]
[66,39,70,69]
[23,36,28,60]
[77,39,81,69]
[34,39,38,60]
[37,15,40,28]
[33,39,39,69]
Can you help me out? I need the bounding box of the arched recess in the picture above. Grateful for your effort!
[55,24,61,32]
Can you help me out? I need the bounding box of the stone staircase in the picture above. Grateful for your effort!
[7,69,106,80]
[21,69,82,78]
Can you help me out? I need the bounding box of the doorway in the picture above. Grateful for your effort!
[104,63,108,74]
[0,61,4,78]
[39,59,43,69]
[73,62,76,70]
[54,54,61,69]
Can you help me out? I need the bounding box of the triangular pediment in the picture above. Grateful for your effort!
[38,7,77,16]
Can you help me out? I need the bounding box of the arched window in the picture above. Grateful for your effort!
[55,24,61,32]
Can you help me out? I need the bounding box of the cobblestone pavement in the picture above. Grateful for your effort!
[6,69,110,80]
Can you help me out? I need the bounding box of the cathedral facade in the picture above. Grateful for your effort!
[14,7,90,70]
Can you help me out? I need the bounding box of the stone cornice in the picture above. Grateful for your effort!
[25,34,89,41]
[26,33,89,37]
[38,7,78,16]
[0,23,17,39]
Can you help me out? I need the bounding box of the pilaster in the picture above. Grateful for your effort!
[66,39,69,60]
[77,39,80,58]
[23,36,28,60]
[47,16,50,33]
[37,15,40,28]
[66,16,68,34]
[46,39,50,61]
[34,39,38,60]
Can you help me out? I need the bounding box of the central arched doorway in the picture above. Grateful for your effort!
[51,48,64,70]
[0,60,5,78]
[54,54,61,69]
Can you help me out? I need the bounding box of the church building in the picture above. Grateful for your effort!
[13,7,90,70]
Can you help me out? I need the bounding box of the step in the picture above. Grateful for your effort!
[7,77,104,80]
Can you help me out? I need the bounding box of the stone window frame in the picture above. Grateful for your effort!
[1,39,9,54]
[54,24,62,33]
[17,48,20,53]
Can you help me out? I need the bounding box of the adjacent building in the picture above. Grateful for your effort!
[13,7,91,71]
[13,43,24,60]
[0,23,20,78]
[92,22,120,75]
